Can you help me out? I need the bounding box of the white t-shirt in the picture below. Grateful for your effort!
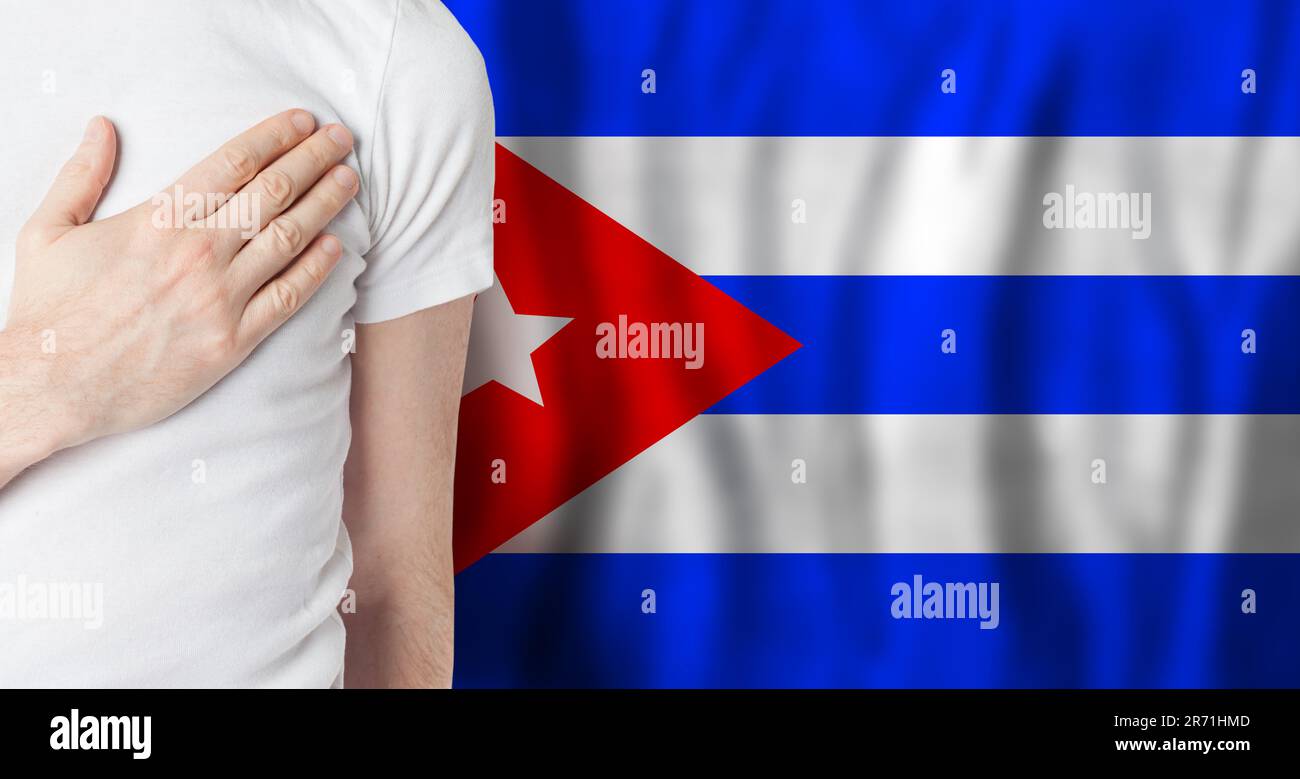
[0,0,494,687]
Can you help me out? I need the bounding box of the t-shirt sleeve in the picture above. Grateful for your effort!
[353,0,495,324]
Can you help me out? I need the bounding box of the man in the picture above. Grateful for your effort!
[0,0,492,687]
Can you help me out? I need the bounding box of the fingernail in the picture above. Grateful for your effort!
[290,110,315,134]
[84,116,104,142]
[333,167,356,188]
[326,124,352,148]
[322,235,341,256]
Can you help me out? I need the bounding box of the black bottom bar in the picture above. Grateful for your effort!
[0,689,1291,764]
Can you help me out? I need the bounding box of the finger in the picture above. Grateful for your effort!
[238,234,344,348]
[30,117,117,236]
[209,124,353,255]
[228,164,357,298]
[166,109,316,217]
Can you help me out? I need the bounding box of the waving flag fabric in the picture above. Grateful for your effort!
[445,0,1300,687]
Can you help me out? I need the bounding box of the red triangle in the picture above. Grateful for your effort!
[453,144,800,572]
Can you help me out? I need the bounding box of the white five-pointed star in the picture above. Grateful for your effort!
[462,276,573,406]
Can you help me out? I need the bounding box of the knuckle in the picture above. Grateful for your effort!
[269,279,299,316]
[268,121,293,151]
[320,183,348,209]
[301,260,327,287]
[60,158,93,180]
[258,169,295,207]
[202,325,240,360]
[312,189,339,213]
[221,144,259,182]
[268,216,303,254]
[307,140,335,170]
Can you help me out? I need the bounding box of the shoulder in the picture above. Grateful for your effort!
[388,1,489,92]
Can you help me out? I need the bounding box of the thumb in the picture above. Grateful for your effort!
[31,116,117,235]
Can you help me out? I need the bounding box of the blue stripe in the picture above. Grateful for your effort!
[454,554,1299,688]
[703,276,1300,414]
[446,0,1300,136]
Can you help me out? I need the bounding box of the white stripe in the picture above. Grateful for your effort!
[500,137,1300,276]
[496,414,1299,553]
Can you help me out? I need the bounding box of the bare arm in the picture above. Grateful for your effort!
[0,327,75,489]
[341,295,474,688]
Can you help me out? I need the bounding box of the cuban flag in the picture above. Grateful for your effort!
[444,0,1300,687]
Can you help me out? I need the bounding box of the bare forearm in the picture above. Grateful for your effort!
[341,454,457,687]
[0,327,80,489]
[340,301,471,688]
[340,403,457,687]
[343,555,454,688]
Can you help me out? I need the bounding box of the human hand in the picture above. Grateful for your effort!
[2,110,357,460]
